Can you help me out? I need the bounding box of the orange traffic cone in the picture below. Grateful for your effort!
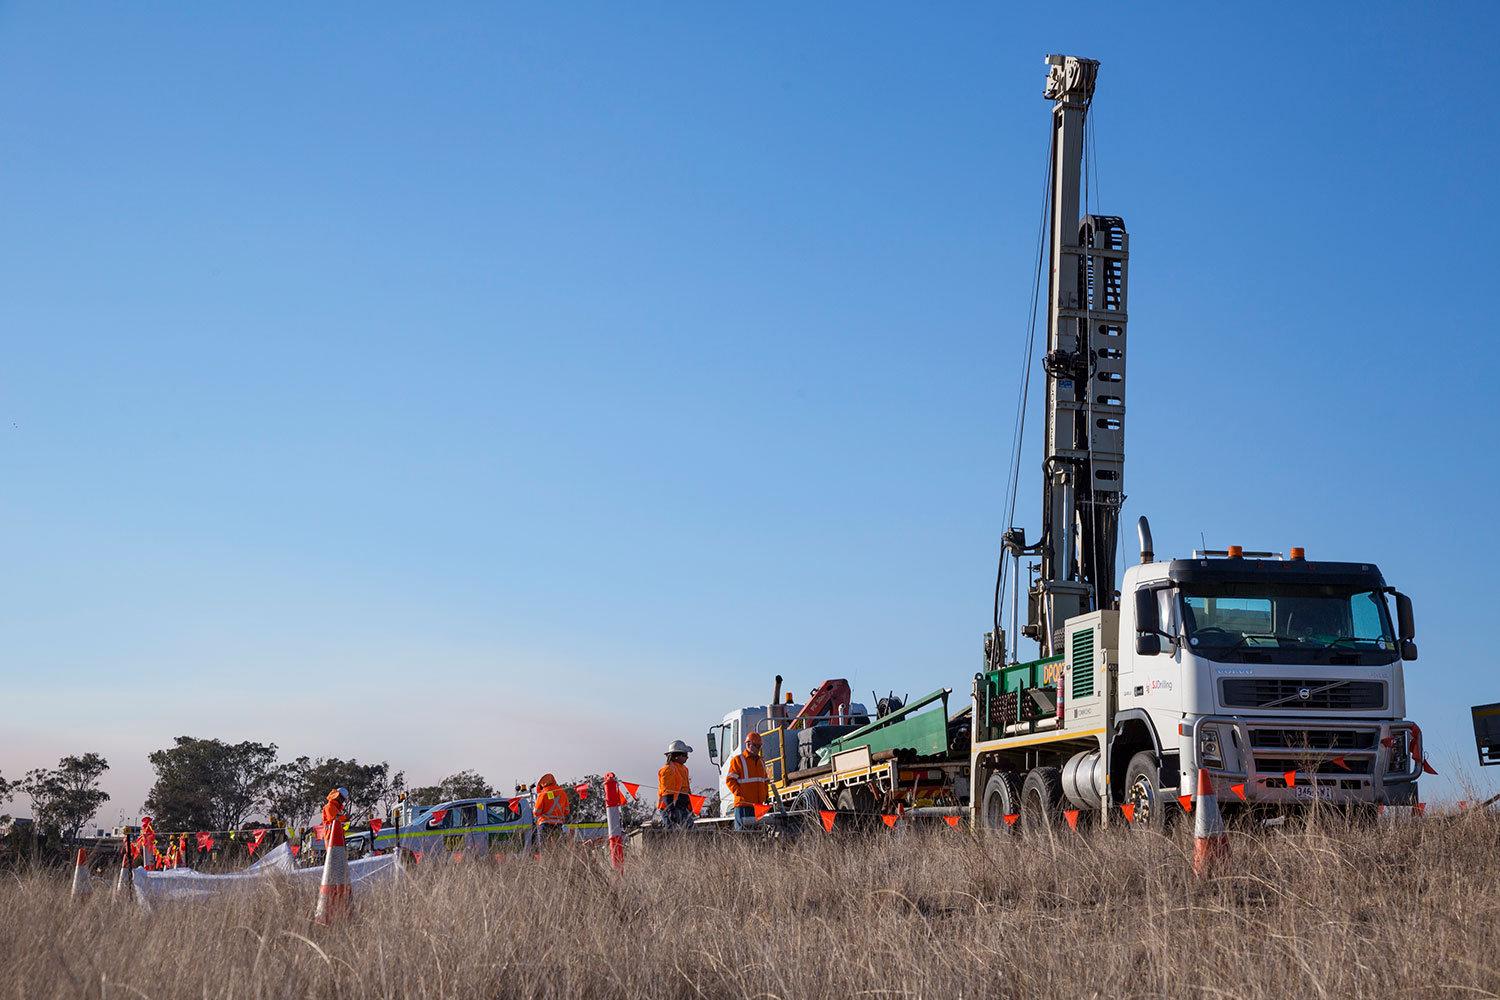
[314,838,352,925]
[114,849,134,898]
[70,849,92,903]
[1192,769,1229,877]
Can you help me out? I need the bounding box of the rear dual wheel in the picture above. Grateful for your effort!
[981,771,1022,833]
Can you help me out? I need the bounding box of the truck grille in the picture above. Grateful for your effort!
[1220,678,1385,711]
[1248,726,1379,775]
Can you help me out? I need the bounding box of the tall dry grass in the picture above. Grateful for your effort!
[3,812,1498,999]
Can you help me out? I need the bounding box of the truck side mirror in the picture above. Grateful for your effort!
[1134,588,1160,635]
[1135,632,1162,656]
[706,732,717,763]
[1394,592,1415,641]
[1401,639,1418,661]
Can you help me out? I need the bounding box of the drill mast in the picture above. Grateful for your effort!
[1023,55,1130,656]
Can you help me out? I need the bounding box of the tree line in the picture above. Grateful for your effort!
[2,736,671,841]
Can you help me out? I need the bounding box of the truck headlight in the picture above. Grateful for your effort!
[1385,729,1411,774]
[1198,725,1223,766]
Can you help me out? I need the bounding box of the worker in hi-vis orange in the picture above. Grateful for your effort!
[533,773,569,851]
[725,731,768,831]
[323,787,349,848]
[657,740,695,829]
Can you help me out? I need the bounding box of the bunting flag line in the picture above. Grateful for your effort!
[882,815,898,828]
[1178,794,1193,812]
[943,816,960,828]
[820,811,836,833]
[1064,810,1079,831]
[621,782,640,800]
[1120,803,1135,824]
[752,804,772,819]
[195,832,214,851]
[1230,783,1247,801]
[1283,770,1297,788]
[1003,814,1019,826]
[246,829,268,855]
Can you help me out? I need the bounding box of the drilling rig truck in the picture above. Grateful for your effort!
[705,54,1423,832]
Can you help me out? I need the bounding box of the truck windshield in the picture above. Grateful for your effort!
[1179,583,1395,657]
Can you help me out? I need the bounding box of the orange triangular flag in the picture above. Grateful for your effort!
[1332,755,1350,771]
[289,845,300,857]
[943,816,960,828]
[752,804,772,819]
[1230,783,1246,801]
[574,782,590,799]
[1064,810,1079,830]
[1003,814,1019,826]
[1377,804,1386,816]
[1414,803,1426,816]
[621,782,640,800]
[820,811,836,833]
[882,815,897,828]
[1178,794,1193,812]
[687,794,706,815]
[1421,759,1438,775]
[1283,770,1296,788]
[1120,803,1135,824]
[1459,800,1469,810]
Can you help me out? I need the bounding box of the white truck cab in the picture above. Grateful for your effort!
[1110,547,1420,808]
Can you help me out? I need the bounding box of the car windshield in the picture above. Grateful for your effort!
[1179,583,1394,651]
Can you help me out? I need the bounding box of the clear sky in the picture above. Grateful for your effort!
[3,3,1499,826]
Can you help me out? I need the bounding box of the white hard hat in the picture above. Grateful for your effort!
[665,740,693,756]
[338,787,350,800]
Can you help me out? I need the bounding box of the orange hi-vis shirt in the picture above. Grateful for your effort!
[534,783,569,826]
[657,761,691,806]
[322,799,346,847]
[726,751,769,807]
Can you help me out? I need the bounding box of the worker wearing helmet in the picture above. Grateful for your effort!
[726,731,769,831]
[657,740,695,829]
[322,788,349,848]
[135,816,156,870]
[533,773,569,851]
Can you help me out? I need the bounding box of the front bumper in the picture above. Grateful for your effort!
[1185,715,1420,806]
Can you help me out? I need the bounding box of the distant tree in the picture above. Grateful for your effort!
[144,738,278,831]
[21,754,111,839]
[265,756,401,826]
[407,770,495,807]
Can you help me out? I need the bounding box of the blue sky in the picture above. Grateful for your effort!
[3,3,1498,823]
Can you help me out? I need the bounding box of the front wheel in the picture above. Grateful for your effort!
[1124,751,1169,832]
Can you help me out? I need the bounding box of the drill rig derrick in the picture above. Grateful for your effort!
[1017,55,1130,657]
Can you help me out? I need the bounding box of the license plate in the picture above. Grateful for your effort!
[1293,784,1335,802]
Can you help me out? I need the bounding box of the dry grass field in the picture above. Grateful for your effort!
[3,812,1498,999]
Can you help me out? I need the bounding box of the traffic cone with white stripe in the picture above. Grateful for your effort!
[70,849,92,903]
[1192,769,1229,877]
[314,837,351,925]
[114,848,134,898]
[603,772,625,871]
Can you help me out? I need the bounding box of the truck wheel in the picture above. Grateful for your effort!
[836,785,878,830]
[796,787,826,833]
[1124,752,1168,832]
[1020,767,1065,835]
[980,771,1023,834]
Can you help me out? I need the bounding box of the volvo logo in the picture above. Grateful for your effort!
[1298,687,1312,701]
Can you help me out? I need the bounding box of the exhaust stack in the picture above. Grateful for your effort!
[1137,516,1155,565]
